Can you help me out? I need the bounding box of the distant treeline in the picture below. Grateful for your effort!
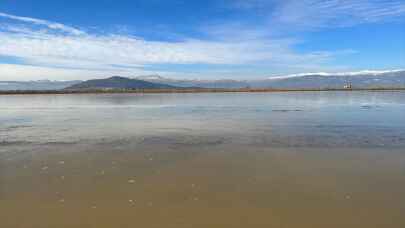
[1,87,405,95]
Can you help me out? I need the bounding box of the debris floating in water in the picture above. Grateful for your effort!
[59,199,65,203]
[128,179,136,183]
[41,166,49,171]
[58,161,65,165]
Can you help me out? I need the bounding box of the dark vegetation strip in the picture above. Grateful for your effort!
[1,88,405,95]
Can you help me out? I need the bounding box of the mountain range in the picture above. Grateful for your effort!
[135,70,405,89]
[1,70,404,91]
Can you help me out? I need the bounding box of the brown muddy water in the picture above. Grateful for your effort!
[1,92,405,228]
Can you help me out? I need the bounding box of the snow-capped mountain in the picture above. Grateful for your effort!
[269,69,405,80]
[255,69,405,89]
[136,69,405,89]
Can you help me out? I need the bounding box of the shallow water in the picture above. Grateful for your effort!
[1,91,405,228]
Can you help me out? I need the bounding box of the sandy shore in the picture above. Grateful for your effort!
[1,139,405,228]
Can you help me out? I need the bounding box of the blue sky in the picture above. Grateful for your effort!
[0,0,404,80]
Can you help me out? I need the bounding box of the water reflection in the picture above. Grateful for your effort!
[1,91,405,147]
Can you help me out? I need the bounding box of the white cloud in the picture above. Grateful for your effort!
[0,12,85,35]
[0,28,279,66]
[0,11,350,80]
[0,64,112,81]
[2,1,403,81]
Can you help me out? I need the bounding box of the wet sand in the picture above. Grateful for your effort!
[1,141,405,228]
[1,92,405,227]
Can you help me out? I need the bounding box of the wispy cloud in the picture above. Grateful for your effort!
[0,12,85,35]
[273,0,405,30]
[230,0,405,29]
[226,0,276,10]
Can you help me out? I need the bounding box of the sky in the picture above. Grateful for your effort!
[0,0,404,81]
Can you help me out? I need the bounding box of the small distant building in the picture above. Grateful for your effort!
[344,82,352,89]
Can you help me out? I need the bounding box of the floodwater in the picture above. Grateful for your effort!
[1,91,405,228]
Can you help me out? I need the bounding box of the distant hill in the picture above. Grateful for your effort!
[0,80,81,91]
[137,70,405,89]
[65,76,177,90]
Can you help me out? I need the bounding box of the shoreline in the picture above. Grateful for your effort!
[1,87,405,95]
